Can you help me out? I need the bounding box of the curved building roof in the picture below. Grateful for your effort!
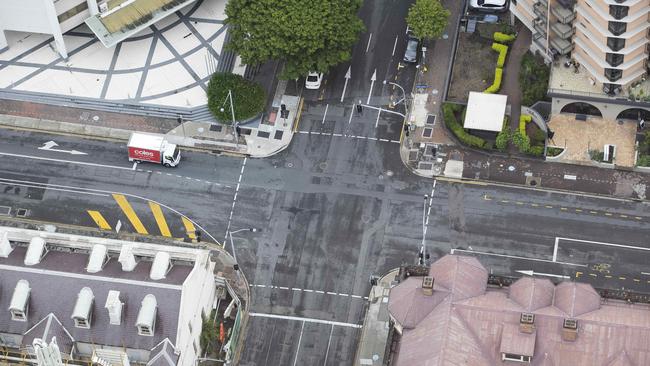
[509,277,555,311]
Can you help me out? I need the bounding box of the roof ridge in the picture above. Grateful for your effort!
[452,305,497,364]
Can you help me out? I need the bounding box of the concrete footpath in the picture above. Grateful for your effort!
[354,269,399,366]
[0,95,300,158]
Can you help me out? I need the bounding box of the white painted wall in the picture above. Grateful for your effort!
[0,0,67,57]
[177,253,216,366]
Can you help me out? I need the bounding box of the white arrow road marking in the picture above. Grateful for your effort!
[38,141,87,155]
[340,66,351,102]
[516,270,570,279]
[367,69,377,104]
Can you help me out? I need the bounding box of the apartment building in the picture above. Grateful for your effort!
[0,226,220,366]
[511,0,650,97]
[0,0,197,58]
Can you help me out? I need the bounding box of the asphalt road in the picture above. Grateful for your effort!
[1,109,649,365]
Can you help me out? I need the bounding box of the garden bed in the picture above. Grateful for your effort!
[447,23,508,103]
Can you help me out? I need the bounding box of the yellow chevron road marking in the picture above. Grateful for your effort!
[112,194,148,235]
[148,202,171,237]
[87,210,111,230]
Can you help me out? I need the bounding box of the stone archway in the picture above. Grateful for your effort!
[560,102,603,117]
[616,108,650,121]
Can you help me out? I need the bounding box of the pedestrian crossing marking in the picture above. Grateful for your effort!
[87,210,111,230]
[112,194,148,235]
[148,202,171,237]
[181,216,197,240]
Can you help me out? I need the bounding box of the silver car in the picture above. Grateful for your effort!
[469,0,508,12]
[403,36,419,63]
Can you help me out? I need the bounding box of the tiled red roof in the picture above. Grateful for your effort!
[389,255,650,366]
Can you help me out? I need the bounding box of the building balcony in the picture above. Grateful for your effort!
[551,5,575,24]
[551,37,574,54]
[533,32,547,50]
[556,0,576,9]
[533,3,548,19]
[85,0,199,48]
[551,22,575,39]
[534,24,547,39]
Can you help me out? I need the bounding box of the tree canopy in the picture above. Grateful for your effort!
[406,0,450,41]
[207,73,266,124]
[225,0,365,79]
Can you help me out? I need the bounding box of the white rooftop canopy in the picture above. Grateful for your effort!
[463,92,508,132]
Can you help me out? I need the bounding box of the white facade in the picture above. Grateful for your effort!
[0,0,96,58]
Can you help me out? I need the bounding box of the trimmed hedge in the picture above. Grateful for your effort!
[494,32,516,43]
[512,130,531,153]
[519,114,531,134]
[484,68,503,93]
[495,117,510,152]
[528,145,544,156]
[207,73,266,123]
[442,103,487,149]
[492,43,508,68]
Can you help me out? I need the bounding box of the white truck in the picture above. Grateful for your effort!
[127,132,180,167]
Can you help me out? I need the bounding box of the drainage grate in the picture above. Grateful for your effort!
[418,162,434,170]
[525,176,541,187]
[426,114,436,125]
[0,206,10,215]
[422,127,433,138]
[16,208,28,217]
[209,124,223,132]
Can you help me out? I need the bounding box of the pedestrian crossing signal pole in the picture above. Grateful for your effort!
[419,194,429,266]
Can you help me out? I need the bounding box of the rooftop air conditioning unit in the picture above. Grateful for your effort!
[0,231,12,257]
[105,290,123,325]
[118,244,137,271]
[24,237,47,266]
[99,2,108,13]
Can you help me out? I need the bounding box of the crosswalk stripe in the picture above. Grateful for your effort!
[181,216,197,240]
[112,194,148,235]
[148,202,171,237]
[87,210,111,230]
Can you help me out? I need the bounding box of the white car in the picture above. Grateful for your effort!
[305,72,323,90]
[469,0,508,12]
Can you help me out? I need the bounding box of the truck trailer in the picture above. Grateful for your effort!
[127,132,180,167]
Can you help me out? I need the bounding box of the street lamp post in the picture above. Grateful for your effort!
[419,194,429,266]
[383,80,407,106]
[227,227,258,268]
[220,89,239,148]
[177,115,186,141]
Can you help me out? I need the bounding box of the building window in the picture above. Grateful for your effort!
[607,37,626,52]
[608,21,627,36]
[606,53,624,67]
[10,310,26,321]
[57,2,89,23]
[609,5,628,20]
[503,353,532,362]
[605,68,623,82]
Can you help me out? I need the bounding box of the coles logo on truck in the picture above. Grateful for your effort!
[129,147,160,161]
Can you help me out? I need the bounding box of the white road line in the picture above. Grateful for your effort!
[315,290,325,294]
[392,35,399,56]
[0,151,133,170]
[225,156,247,240]
[379,138,389,142]
[292,288,301,291]
[326,291,336,295]
[323,324,334,366]
[304,289,313,293]
[322,104,329,124]
[375,109,381,128]
[249,313,362,328]
[279,286,289,290]
[451,248,588,267]
[132,162,138,170]
[166,173,172,176]
[0,179,108,197]
[553,237,559,262]
[366,33,373,53]
[351,295,362,299]
[292,321,305,366]
[556,237,650,252]
[349,106,355,124]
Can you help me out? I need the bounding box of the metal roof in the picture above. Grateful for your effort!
[463,92,508,132]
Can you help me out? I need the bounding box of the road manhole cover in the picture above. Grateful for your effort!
[16,208,28,217]
[508,165,516,172]
[319,162,328,170]
[92,115,100,122]
[286,162,293,168]
[386,170,394,177]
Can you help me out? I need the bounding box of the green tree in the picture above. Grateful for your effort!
[207,73,266,123]
[225,0,365,80]
[406,0,450,40]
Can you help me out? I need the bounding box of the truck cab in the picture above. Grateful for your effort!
[162,143,181,167]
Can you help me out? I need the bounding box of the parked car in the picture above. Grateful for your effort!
[469,0,508,12]
[403,36,419,63]
[305,72,323,89]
